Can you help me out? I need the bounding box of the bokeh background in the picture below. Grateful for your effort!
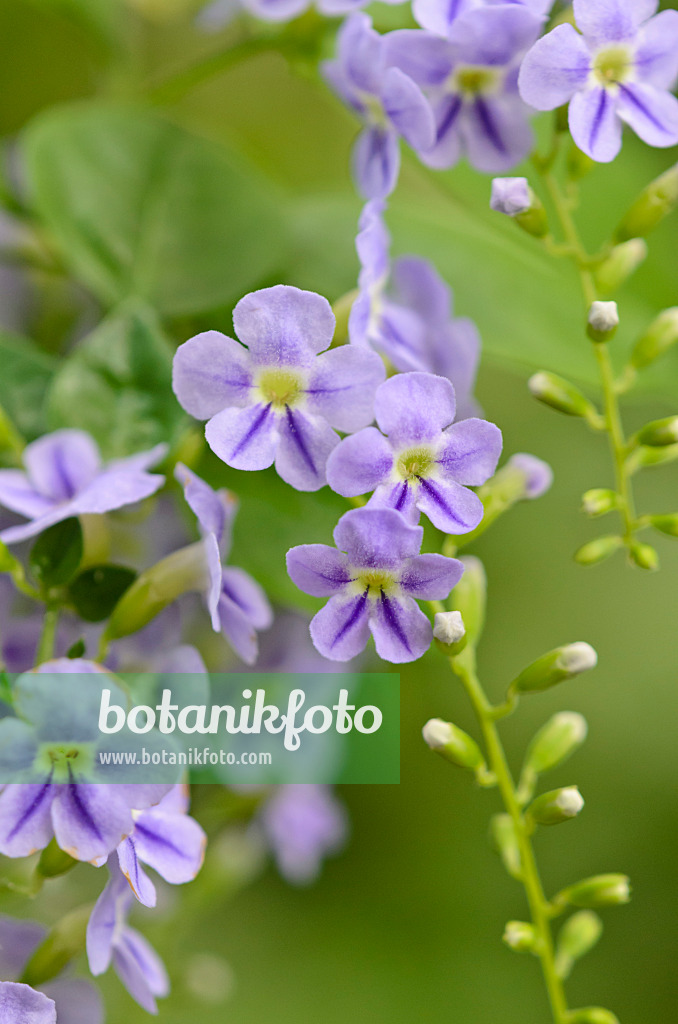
[0,2,676,1021]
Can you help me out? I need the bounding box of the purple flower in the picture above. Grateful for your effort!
[87,860,169,1014]
[413,0,552,38]
[519,0,678,162]
[0,430,166,545]
[490,176,532,215]
[322,13,435,198]
[235,609,361,672]
[175,463,273,664]
[326,372,502,534]
[286,506,463,662]
[508,452,553,499]
[198,0,404,28]
[116,784,206,908]
[0,916,103,1024]
[350,200,481,416]
[385,5,543,172]
[0,983,56,1023]
[259,784,347,884]
[172,285,385,492]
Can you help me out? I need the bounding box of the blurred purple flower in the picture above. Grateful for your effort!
[287,506,463,662]
[413,0,552,38]
[322,13,435,198]
[508,452,553,499]
[0,983,56,1023]
[175,463,273,665]
[172,285,385,492]
[237,608,362,672]
[259,784,347,884]
[0,430,166,545]
[199,0,405,26]
[326,372,502,534]
[519,0,678,161]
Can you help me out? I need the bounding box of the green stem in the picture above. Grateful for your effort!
[452,648,569,1024]
[35,606,59,666]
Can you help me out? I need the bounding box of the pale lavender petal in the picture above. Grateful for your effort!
[174,462,235,548]
[377,302,428,371]
[509,453,553,498]
[151,783,190,816]
[172,331,253,419]
[108,784,173,811]
[242,0,309,20]
[51,785,133,862]
[305,347,385,432]
[617,83,678,148]
[0,471,55,519]
[205,404,278,471]
[518,25,591,110]
[333,507,423,566]
[635,10,678,88]
[450,4,542,65]
[206,535,224,632]
[69,467,164,515]
[572,0,644,46]
[24,431,100,501]
[286,544,353,597]
[366,479,420,523]
[154,646,208,675]
[117,837,157,908]
[381,66,435,151]
[221,567,273,629]
[218,593,259,665]
[325,428,394,497]
[438,418,502,484]
[415,475,484,533]
[348,290,372,348]
[0,982,56,1023]
[426,317,481,420]
[569,87,622,162]
[337,12,384,95]
[462,96,534,173]
[391,257,451,327]
[384,30,453,88]
[260,784,347,884]
[131,810,206,885]
[0,507,77,545]
[399,552,464,599]
[113,928,169,1014]
[319,0,368,13]
[413,0,476,35]
[233,285,335,364]
[322,59,363,114]
[369,593,432,663]
[87,868,128,976]
[0,783,55,857]
[274,408,339,491]
[0,918,45,979]
[352,126,400,200]
[109,443,168,474]
[420,95,464,169]
[309,591,371,661]
[355,198,390,286]
[374,372,455,446]
[40,979,104,1024]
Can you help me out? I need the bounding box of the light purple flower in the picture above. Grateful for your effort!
[198,0,404,28]
[259,784,347,884]
[386,5,543,172]
[116,784,206,908]
[509,452,553,499]
[349,200,481,416]
[0,983,56,1023]
[87,860,169,1014]
[174,463,273,664]
[172,285,385,492]
[322,13,435,198]
[413,0,552,38]
[287,506,463,662]
[0,917,103,1024]
[0,430,166,545]
[490,176,532,216]
[519,0,678,162]
[326,373,502,534]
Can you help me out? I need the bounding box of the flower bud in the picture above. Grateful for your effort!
[433,610,466,654]
[332,289,359,347]
[490,813,522,880]
[574,536,622,566]
[523,712,588,777]
[527,786,584,826]
[637,416,678,447]
[422,718,485,772]
[509,642,597,695]
[450,556,486,646]
[586,301,619,343]
[557,874,631,908]
[630,307,678,369]
[581,489,618,517]
[21,905,91,986]
[37,840,78,880]
[650,513,678,538]
[490,177,548,237]
[629,541,659,572]
[566,1008,620,1024]
[555,910,603,980]
[528,372,600,423]
[630,442,678,469]
[594,239,647,295]
[503,921,538,953]
[615,161,678,241]
[508,453,553,499]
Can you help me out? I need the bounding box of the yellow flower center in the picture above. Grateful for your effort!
[396,446,436,481]
[593,44,634,87]
[257,368,305,409]
[452,65,500,97]
[355,568,398,599]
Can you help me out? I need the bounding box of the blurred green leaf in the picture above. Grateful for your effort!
[23,0,124,47]
[29,517,83,587]
[22,102,287,314]
[47,300,183,458]
[68,563,138,622]
[0,331,56,440]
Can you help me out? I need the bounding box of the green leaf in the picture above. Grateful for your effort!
[47,300,182,458]
[22,102,287,314]
[29,517,83,588]
[0,331,56,440]
[68,564,137,622]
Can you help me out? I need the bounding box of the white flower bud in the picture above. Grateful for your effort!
[587,301,619,343]
[558,643,597,674]
[490,177,531,216]
[422,718,485,772]
[433,610,466,646]
[528,786,584,825]
[503,920,538,953]
[510,642,597,695]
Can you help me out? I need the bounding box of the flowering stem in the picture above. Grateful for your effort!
[450,647,569,1024]
[35,606,59,666]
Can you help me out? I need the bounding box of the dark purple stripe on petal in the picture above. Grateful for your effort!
[379,594,411,655]
[394,481,410,512]
[135,822,192,861]
[381,313,420,357]
[436,95,463,144]
[123,837,145,890]
[7,778,53,841]
[418,477,470,528]
[66,771,104,841]
[231,404,271,459]
[588,89,609,152]
[619,84,670,134]
[330,591,369,650]
[474,98,507,156]
[284,407,317,476]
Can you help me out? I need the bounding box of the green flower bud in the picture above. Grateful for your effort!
[450,556,486,647]
[637,416,678,447]
[630,442,678,469]
[594,239,647,295]
[523,712,588,777]
[528,372,600,424]
[615,162,678,241]
[557,874,631,908]
[586,301,619,343]
[37,839,78,880]
[651,513,678,538]
[490,813,522,880]
[581,489,619,517]
[527,786,584,826]
[422,718,485,772]
[21,905,91,986]
[509,642,597,695]
[629,541,659,571]
[433,610,467,654]
[503,921,538,953]
[630,307,678,369]
[555,910,603,980]
[574,536,622,566]
[566,1009,620,1024]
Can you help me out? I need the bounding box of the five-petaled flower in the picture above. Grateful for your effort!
[519,0,678,162]
[259,784,348,885]
[286,506,464,662]
[172,285,385,492]
[326,372,502,534]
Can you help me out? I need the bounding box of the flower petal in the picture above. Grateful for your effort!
[333,507,423,566]
[438,417,502,484]
[24,431,100,502]
[352,126,400,200]
[117,837,157,908]
[369,593,432,663]
[174,462,235,549]
[461,96,535,173]
[217,593,260,665]
[0,918,45,980]
[0,470,56,519]
[221,566,273,630]
[415,475,484,534]
[172,331,253,419]
[519,24,592,110]
[131,809,206,886]
[305,347,385,432]
[381,66,435,152]
[309,592,371,661]
[377,302,428,371]
[568,86,622,162]
[0,982,56,1023]
[420,95,464,169]
[617,83,678,148]
[391,256,451,327]
[325,428,394,497]
[450,4,543,65]
[286,544,353,597]
[40,978,105,1024]
[384,30,452,87]
[572,0,651,46]
[113,928,169,1014]
[51,784,133,862]
[86,867,129,976]
[337,12,385,95]
[413,0,475,36]
[0,783,55,858]
[375,371,455,446]
[399,552,464,600]
[355,198,390,287]
[205,403,278,471]
[635,9,678,89]
[243,0,309,20]
[274,408,339,491]
[366,479,420,523]
[233,285,335,363]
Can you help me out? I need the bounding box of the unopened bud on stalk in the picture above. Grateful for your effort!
[557,874,631,908]
[574,536,622,566]
[528,372,600,423]
[524,712,588,776]
[509,643,597,695]
[503,921,538,953]
[508,453,553,499]
[630,442,678,469]
[650,513,678,538]
[450,556,486,646]
[490,814,522,880]
[527,786,584,825]
[586,301,619,343]
[422,718,485,772]
[581,489,618,517]
[21,905,91,986]
[594,239,647,295]
[433,610,466,654]
[566,1009,620,1024]
[490,177,548,237]
[555,910,603,980]
[615,161,678,241]
[630,307,678,369]
[629,541,659,571]
[637,416,678,447]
